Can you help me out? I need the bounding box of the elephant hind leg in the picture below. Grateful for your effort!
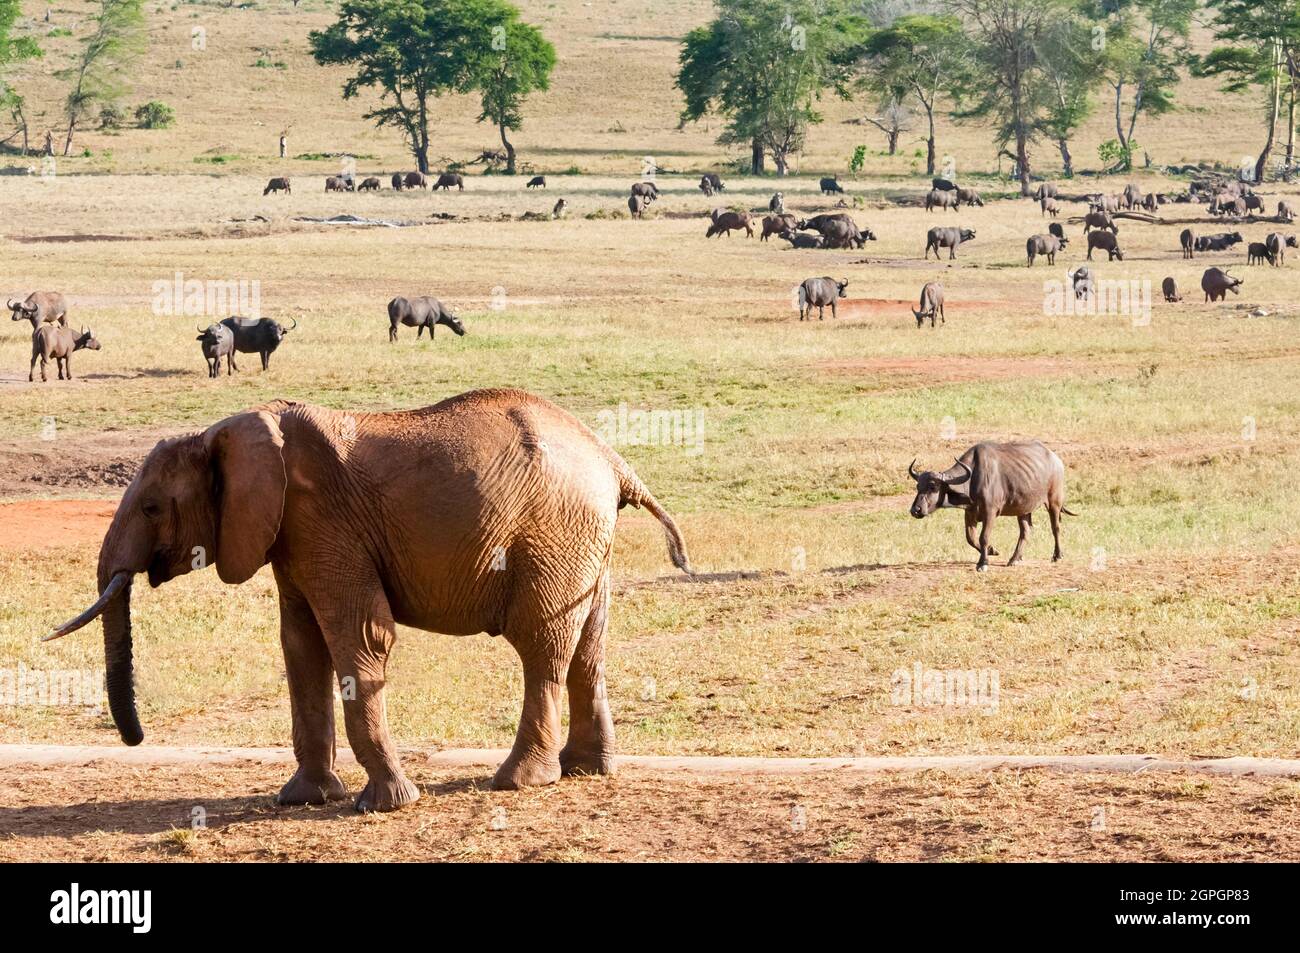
[560,570,616,778]
[493,604,586,791]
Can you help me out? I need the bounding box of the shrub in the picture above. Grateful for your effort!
[99,104,125,130]
[135,101,175,130]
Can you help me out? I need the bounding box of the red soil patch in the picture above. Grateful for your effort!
[0,499,116,552]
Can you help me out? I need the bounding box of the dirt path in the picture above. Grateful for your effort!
[3,754,1296,861]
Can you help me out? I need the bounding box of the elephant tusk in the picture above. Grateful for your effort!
[42,571,131,642]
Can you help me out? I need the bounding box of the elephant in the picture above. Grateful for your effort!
[44,388,693,813]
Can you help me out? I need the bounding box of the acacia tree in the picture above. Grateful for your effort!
[1095,0,1195,171]
[59,0,144,156]
[0,0,41,154]
[852,15,971,176]
[312,0,528,174]
[474,15,555,174]
[1197,0,1300,182]
[676,0,865,175]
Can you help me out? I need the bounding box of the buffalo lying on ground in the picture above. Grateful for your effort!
[907,441,1075,571]
[387,296,465,342]
[913,281,944,328]
[434,173,464,191]
[29,324,99,382]
[1195,232,1243,252]
[526,176,546,189]
[1201,267,1242,302]
[705,210,752,238]
[798,276,848,321]
[1086,231,1123,261]
[197,323,236,377]
[403,171,428,189]
[926,188,959,212]
[761,214,798,242]
[263,177,291,195]
[1161,277,1182,302]
[358,177,381,192]
[820,177,845,195]
[9,291,67,329]
[780,230,824,249]
[1026,234,1067,266]
[924,226,975,260]
[221,316,296,370]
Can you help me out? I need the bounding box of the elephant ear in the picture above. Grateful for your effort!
[203,410,286,584]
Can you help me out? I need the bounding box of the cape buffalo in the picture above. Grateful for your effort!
[932,177,957,192]
[1026,234,1067,266]
[913,282,944,328]
[699,173,725,195]
[1083,210,1117,234]
[798,277,847,321]
[820,177,845,195]
[197,323,236,377]
[631,181,659,202]
[1048,222,1065,241]
[1040,196,1059,217]
[263,177,291,195]
[403,171,428,190]
[1279,200,1294,223]
[1161,277,1182,302]
[1196,232,1243,252]
[820,219,867,249]
[30,324,99,382]
[705,211,752,238]
[527,176,546,189]
[552,198,567,219]
[780,230,824,249]
[9,291,68,329]
[1247,241,1274,266]
[221,316,296,370]
[358,177,381,192]
[956,187,984,207]
[761,214,798,242]
[387,296,466,342]
[925,226,975,260]
[434,173,464,191]
[1266,232,1293,266]
[325,176,351,193]
[908,441,1076,571]
[1033,183,1058,202]
[1086,231,1123,261]
[628,194,650,218]
[391,173,404,191]
[1180,228,1196,258]
[769,192,784,213]
[1071,266,1095,300]
[1201,267,1242,302]
[926,189,959,213]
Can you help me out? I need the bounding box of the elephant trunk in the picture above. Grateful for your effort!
[101,571,143,746]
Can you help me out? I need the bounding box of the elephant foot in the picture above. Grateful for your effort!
[559,744,617,778]
[277,768,348,806]
[491,753,562,791]
[354,774,420,813]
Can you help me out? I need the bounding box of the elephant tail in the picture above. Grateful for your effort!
[619,470,693,575]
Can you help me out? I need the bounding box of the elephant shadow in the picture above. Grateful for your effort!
[0,775,483,839]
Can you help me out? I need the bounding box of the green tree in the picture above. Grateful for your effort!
[852,14,971,176]
[1034,10,1104,177]
[59,0,145,156]
[0,0,42,154]
[474,13,555,174]
[1196,0,1300,181]
[311,0,526,174]
[676,0,865,175]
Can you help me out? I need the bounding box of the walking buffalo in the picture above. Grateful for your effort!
[325,176,353,193]
[699,173,725,195]
[263,177,291,195]
[798,277,848,321]
[387,297,466,342]
[1247,241,1274,266]
[434,173,464,191]
[705,210,752,238]
[1026,234,1067,266]
[926,188,959,212]
[924,226,975,260]
[1086,231,1123,261]
[907,441,1076,571]
[221,316,296,370]
[29,324,99,382]
[1083,210,1118,234]
[1040,197,1060,217]
[820,177,845,195]
[761,214,799,242]
[956,187,984,207]
[630,181,659,202]
[1180,228,1196,258]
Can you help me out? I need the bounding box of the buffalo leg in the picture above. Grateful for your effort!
[62,355,71,380]
[389,321,398,343]
[964,510,998,557]
[1048,506,1064,562]
[975,511,995,571]
[416,324,425,339]
[29,352,38,382]
[261,351,269,371]
[1008,515,1031,566]
[830,299,837,319]
[560,569,616,778]
[275,569,347,806]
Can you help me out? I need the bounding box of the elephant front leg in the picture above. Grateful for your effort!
[560,573,616,778]
[320,589,419,813]
[275,577,347,806]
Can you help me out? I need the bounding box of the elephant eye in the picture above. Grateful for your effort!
[141,500,162,519]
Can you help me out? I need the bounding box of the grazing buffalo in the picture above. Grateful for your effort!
[1196,232,1243,252]
[1266,232,1293,266]
[358,177,381,192]
[1040,196,1060,217]
[926,189,959,212]
[30,324,99,382]
[1071,266,1095,300]
[263,177,291,195]
[956,187,984,207]
[221,316,296,371]
[1161,277,1182,302]
[1180,228,1196,259]
[391,173,404,191]
[913,281,944,328]
[1247,241,1274,266]
[1086,231,1123,261]
[434,173,464,191]
[9,291,68,329]
[1033,183,1058,202]
[197,323,236,377]
[907,441,1075,571]
[403,171,428,189]
[924,226,975,260]
[630,181,659,202]
[628,194,650,219]
[932,177,958,192]
[798,277,848,321]
[761,213,799,242]
[1201,267,1242,302]
[387,296,466,342]
[1026,234,1067,266]
[780,230,824,249]
[1083,210,1118,234]
[820,177,845,195]
[526,176,546,189]
[699,173,725,196]
[325,176,352,193]
[705,210,752,238]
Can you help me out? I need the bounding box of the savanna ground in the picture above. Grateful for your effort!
[2,0,1300,862]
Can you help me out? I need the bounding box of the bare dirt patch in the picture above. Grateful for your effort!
[1,759,1294,861]
[0,500,117,552]
[0,427,178,499]
[815,354,1084,384]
